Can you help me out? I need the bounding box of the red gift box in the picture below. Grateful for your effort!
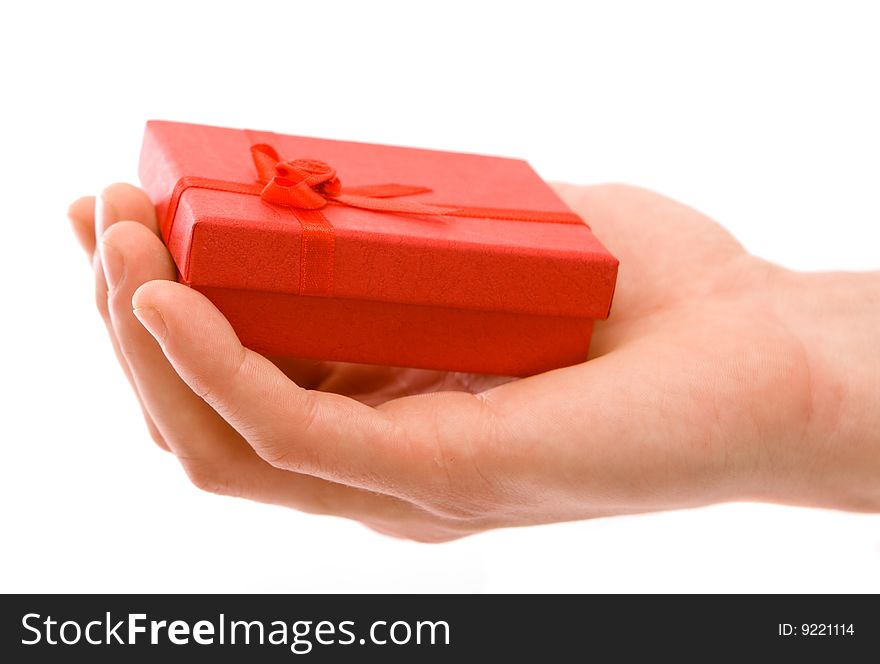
[138,120,618,375]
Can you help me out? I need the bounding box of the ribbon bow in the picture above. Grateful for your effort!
[164,144,585,297]
[252,144,455,216]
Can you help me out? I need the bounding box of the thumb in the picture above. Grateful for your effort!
[131,280,411,491]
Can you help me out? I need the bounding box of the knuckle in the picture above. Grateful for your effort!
[189,346,247,407]
[187,372,216,404]
[294,390,321,440]
[180,458,241,498]
[250,433,297,470]
[250,394,320,473]
[413,398,503,521]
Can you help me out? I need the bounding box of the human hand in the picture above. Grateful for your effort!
[68,183,880,541]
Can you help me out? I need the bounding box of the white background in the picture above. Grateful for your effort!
[1,1,878,592]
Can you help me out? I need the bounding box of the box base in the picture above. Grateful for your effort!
[195,285,594,376]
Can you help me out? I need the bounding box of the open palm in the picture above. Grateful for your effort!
[272,182,766,400]
[70,182,816,541]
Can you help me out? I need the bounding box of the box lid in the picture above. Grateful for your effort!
[139,120,618,319]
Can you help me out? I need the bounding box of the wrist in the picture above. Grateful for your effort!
[761,267,880,511]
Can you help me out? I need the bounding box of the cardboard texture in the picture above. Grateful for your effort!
[138,120,618,375]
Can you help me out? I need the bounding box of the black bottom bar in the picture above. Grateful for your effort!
[1,594,875,661]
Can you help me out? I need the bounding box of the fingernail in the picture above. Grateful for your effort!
[95,193,117,237]
[133,307,167,343]
[99,241,125,292]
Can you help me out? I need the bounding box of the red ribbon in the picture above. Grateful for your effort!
[165,144,584,296]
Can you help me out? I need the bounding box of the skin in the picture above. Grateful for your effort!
[68,183,880,542]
